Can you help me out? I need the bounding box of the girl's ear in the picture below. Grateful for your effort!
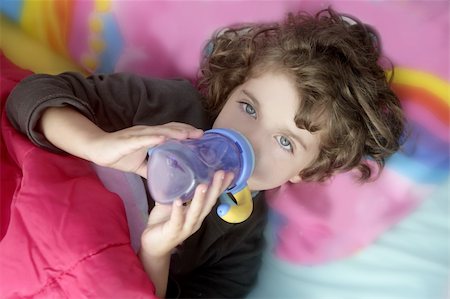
[288,175,302,184]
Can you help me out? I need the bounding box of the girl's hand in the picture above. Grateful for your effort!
[140,170,235,258]
[88,122,203,177]
[40,106,203,177]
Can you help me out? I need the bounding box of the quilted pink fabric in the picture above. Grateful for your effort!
[0,53,157,298]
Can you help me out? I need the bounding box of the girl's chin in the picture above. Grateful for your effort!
[247,176,286,192]
[245,181,258,193]
[246,178,266,193]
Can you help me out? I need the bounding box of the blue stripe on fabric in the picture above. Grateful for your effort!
[96,13,123,73]
[0,0,23,22]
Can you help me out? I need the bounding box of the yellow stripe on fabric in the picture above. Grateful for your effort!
[388,68,450,105]
[94,0,111,12]
[0,16,84,74]
[20,0,70,57]
[20,0,47,42]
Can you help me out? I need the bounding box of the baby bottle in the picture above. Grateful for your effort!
[147,128,255,223]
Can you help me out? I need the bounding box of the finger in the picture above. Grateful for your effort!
[220,172,235,191]
[199,171,227,219]
[146,203,172,226]
[135,160,148,178]
[167,199,185,233]
[183,184,208,231]
[186,129,204,139]
[119,134,166,154]
[164,128,203,140]
[126,123,202,139]
[141,123,202,139]
[165,122,203,132]
[129,126,187,141]
[159,123,204,139]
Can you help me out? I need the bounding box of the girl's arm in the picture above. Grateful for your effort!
[139,171,235,298]
[6,72,211,176]
[40,106,203,177]
[139,251,170,298]
[6,72,211,154]
[39,106,108,162]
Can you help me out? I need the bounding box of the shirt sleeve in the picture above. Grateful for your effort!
[167,193,268,298]
[6,72,211,152]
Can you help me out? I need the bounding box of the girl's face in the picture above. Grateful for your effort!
[213,71,322,191]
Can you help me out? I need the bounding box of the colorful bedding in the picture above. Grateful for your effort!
[1,1,449,298]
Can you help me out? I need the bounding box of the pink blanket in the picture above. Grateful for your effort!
[0,53,156,298]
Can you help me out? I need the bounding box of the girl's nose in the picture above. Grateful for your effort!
[241,130,262,162]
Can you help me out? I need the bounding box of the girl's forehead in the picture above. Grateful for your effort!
[242,72,298,102]
[242,70,328,139]
[237,72,302,125]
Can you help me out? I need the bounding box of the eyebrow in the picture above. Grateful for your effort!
[288,130,308,151]
[242,89,308,151]
[242,90,260,109]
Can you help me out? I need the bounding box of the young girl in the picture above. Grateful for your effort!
[6,8,404,298]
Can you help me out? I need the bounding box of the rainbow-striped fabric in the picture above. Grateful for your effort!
[1,1,448,297]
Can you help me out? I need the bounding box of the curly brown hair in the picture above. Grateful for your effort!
[198,7,405,182]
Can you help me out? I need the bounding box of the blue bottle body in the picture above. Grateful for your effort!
[147,128,254,205]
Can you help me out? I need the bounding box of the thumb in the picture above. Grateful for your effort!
[135,160,148,178]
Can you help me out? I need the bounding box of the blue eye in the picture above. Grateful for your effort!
[276,136,293,153]
[239,102,257,119]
